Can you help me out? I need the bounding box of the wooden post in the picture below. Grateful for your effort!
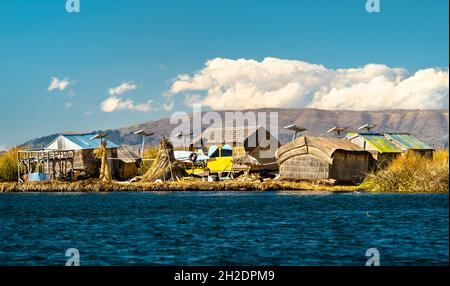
[17,151,21,183]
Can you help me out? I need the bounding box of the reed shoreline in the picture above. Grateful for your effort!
[0,180,447,193]
[0,180,357,193]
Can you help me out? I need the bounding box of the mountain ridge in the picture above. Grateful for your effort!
[22,108,449,149]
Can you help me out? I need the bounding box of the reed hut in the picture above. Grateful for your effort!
[275,135,373,184]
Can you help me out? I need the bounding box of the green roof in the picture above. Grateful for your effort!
[385,133,434,150]
[347,133,403,153]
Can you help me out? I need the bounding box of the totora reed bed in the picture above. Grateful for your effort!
[361,150,449,193]
[0,180,358,193]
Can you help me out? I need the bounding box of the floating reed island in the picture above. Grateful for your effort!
[0,180,358,193]
[1,124,448,194]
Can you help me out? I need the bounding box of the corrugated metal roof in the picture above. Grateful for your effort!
[64,133,118,149]
[385,133,434,150]
[358,133,403,153]
[115,146,140,163]
[193,126,261,146]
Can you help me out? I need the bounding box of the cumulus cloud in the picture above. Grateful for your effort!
[184,94,202,107]
[101,81,155,112]
[163,101,175,111]
[169,57,449,110]
[48,77,70,91]
[109,82,137,96]
[101,96,155,112]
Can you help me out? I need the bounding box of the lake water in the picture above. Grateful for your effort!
[0,192,448,266]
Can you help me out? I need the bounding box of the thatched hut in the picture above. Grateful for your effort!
[275,135,373,184]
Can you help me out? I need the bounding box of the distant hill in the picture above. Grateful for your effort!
[22,108,449,149]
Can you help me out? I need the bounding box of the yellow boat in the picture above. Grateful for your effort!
[206,145,233,173]
[176,145,242,175]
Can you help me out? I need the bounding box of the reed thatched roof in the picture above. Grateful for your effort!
[276,135,368,165]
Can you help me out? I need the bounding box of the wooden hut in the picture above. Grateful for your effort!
[110,146,141,180]
[275,135,373,184]
[44,133,140,180]
[384,133,435,158]
[345,132,403,167]
[44,133,118,178]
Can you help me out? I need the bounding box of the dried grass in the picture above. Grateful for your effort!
[138,147,159,175]
[360,150,449,193]
[0,147,20,182]
[0,179,356,193]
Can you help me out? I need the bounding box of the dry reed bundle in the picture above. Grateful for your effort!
[141,138,187,182]
[93,141,112,183]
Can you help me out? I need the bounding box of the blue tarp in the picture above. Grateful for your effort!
[28,173,50,182]
[64,133,118,149]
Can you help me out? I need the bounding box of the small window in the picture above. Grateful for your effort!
[221,144,233,157]
[208,145,219,158]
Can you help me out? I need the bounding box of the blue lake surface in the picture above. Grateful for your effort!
[0,191,448,266]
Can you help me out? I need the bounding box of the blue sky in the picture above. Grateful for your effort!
[0,0,448,148]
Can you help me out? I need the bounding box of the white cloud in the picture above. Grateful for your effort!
[109,82,137,96]
[163,100,175,111]
[169,57,449,110]
[48,77,70,91]
[184,94,201,107]
[101,96,155,113]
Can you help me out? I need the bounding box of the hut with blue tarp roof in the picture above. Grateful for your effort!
[40,132,140,180]
[46,133,119,150]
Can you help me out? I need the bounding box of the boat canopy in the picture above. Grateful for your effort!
[208,145,219,157]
